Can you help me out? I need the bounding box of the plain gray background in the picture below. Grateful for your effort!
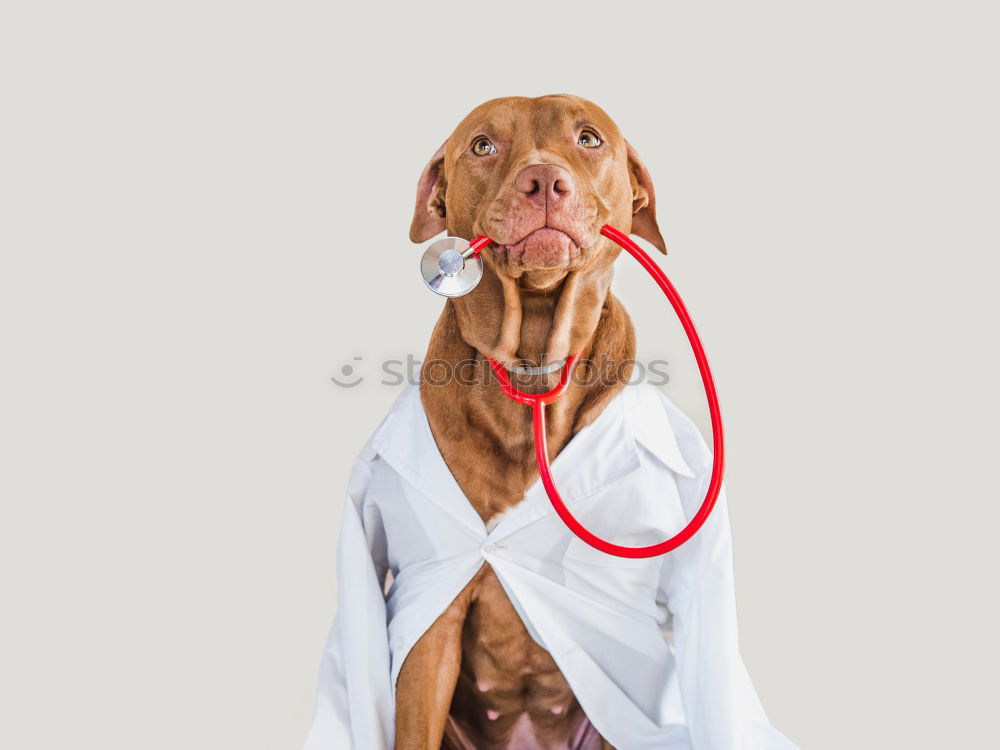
[1,1,997,748]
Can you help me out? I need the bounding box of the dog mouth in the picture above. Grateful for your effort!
[499,227,581,268]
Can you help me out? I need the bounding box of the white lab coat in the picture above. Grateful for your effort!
[304,382,797,750]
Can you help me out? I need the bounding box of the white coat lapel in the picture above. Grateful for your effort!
[369,386,487,540]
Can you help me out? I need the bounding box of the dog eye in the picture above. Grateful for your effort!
[472,138,496,156]
[578,130,602,149]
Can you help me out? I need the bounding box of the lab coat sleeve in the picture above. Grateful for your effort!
[658,399,798,750]
[303,454,394,750]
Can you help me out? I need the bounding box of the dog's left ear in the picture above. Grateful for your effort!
[626,141,667,254]
[409,143,448,243]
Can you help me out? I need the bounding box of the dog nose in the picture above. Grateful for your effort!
[514,164,575,206]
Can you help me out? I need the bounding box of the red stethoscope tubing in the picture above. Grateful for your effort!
[478,224,724,559]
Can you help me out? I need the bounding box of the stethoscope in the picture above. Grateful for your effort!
[420,225,723,558]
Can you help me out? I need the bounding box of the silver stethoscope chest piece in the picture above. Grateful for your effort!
[420,236,484,297]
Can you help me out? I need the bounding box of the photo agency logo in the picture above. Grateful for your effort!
[330,355,671,389]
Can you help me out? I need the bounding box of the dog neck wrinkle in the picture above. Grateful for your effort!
[518,270,568,294]
[449,266,612,368]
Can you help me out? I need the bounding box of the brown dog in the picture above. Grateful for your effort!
[396,95,665,750]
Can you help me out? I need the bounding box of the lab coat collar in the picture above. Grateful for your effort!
[362,387,487,539]
[363,384,695,541]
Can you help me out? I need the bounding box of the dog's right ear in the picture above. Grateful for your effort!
[409,143,448,243]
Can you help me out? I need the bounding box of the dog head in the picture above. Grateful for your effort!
[410,95,664,288]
